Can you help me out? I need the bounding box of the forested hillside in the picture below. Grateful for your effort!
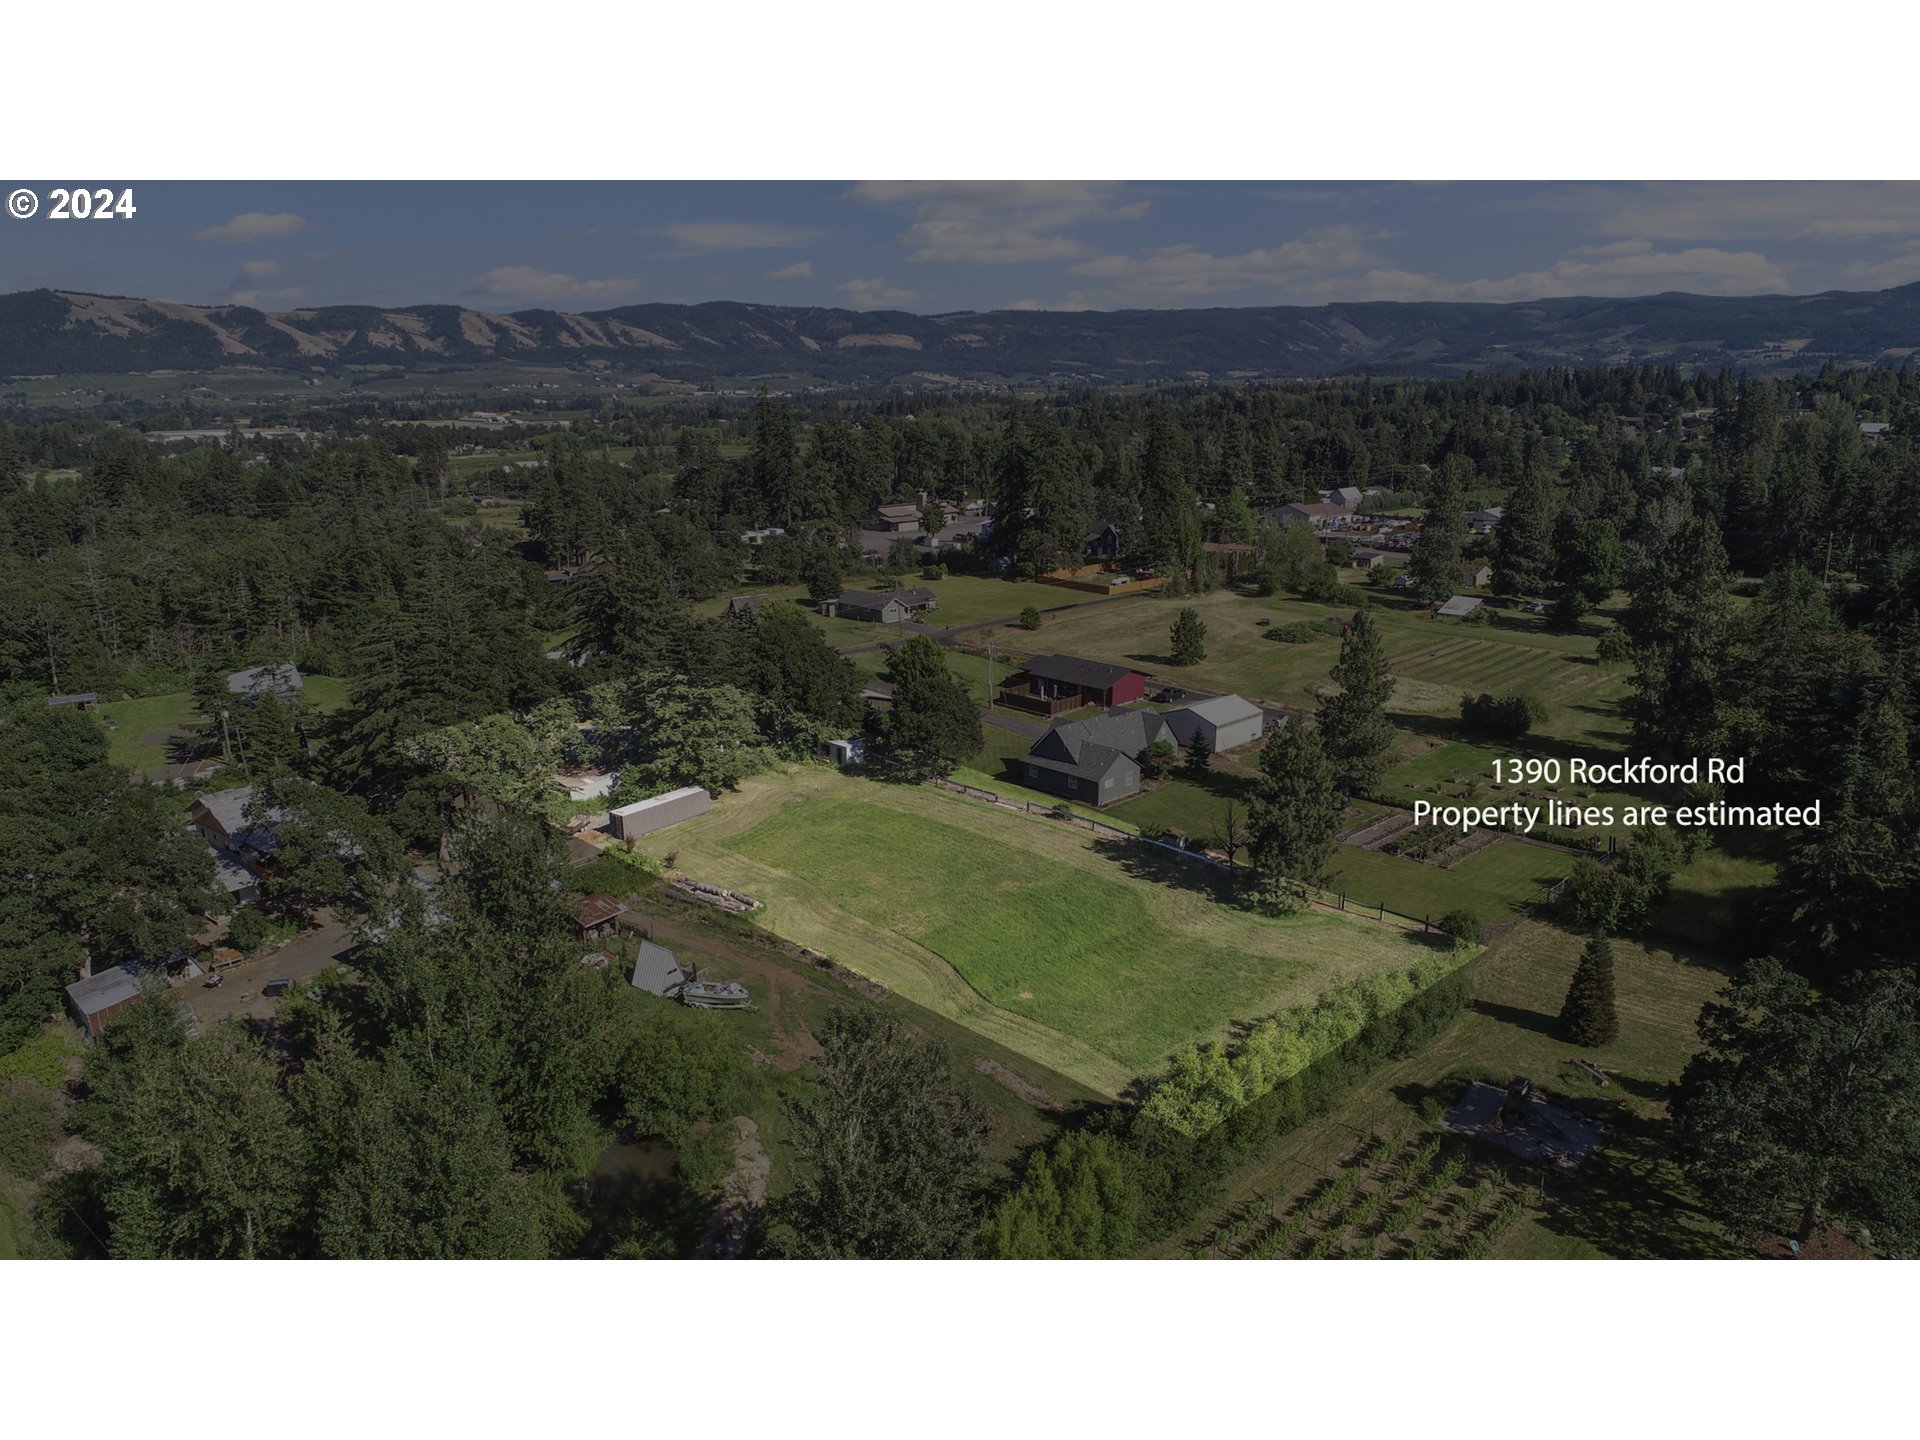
[6,281,1920,383]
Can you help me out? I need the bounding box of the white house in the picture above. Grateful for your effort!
[1162,693,1265,753]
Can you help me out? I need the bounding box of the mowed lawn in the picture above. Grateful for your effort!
[702,574,1147,643]
[631,768,1435,1095]
[1328,840,1575,923]
[97,676,352,772]
[978,587,1633,750]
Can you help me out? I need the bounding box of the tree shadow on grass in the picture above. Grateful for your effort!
[1531,1111,1740,1258]
[1091,835,1242,904]
[1469,997,1561,1039]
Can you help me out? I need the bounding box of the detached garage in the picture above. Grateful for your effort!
[1163,693,1265,754]
[609,785,712,841]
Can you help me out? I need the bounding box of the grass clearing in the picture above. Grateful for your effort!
[1328,841,1574,923]
[97,677,352,772]
[627,767,1434,1095]
[985,587,1634,751]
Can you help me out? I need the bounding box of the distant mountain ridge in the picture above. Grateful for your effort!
[4,283,1919,383]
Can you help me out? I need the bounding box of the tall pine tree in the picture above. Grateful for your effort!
[1560,934,1620,1046]
[1317,609,1398,795]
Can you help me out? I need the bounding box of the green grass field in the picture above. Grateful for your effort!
[626,768,1437,1095]
[979,587,1634,751]
[704,575,1147,644]
[97,676,352,772]
[1328,840,1575,923]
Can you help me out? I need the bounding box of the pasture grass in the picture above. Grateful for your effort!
[626,767,1432,1094]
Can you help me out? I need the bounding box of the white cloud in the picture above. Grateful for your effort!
[850,180,1149,265]
[1333,240,1792,303]
[836,277,918,310]
[196,212,310,244]
[1536,182,1920,243]
[1070,226,1390,300]
[1835,242,1920,290]
[224,287,306,309]
[466,266,642,306]
[661,221,821,252]
[239,259,280,281]
[1003,291,1100,311]
[766,260,813,280]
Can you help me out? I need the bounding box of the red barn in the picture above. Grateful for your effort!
[999,653,1147,716]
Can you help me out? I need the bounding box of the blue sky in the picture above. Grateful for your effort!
[6,181,1920,314]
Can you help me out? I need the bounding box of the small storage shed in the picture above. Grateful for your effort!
[1162,693,1265,753]
[1436,595,1485,619]
[65,965,144,1040]
[609,785,712,841]
[630,940,690,997]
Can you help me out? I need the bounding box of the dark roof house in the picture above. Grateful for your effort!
[1018,708,1167,805]
[999,653,1147,715]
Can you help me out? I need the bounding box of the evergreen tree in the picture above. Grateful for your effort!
[1673,961,1920,1253]
[984,1131,1143,1259]
[78,998,307,1259]
[881,635,982,778]
[1183,728,1212,778]
[1247,719,1341,913]
[1316,609,1397,794]
[801,541,844,605]
[1622,510,1734,757]
[748,390,801,527]
[1559,934,1620,1046]
[1491,462,1556,596]
[1408,455,1469,605]
[1169,606,1208,665]
[765,1010,990,1259]
[1136,408,1200,575]
[746,599,863,752]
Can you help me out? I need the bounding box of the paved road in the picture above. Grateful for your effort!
[981,709,1046,741]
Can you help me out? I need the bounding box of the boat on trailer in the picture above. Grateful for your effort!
[679,978,751,1010]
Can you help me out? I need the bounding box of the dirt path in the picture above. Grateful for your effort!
[629,908,826,1070]
[694,1117,772,1259]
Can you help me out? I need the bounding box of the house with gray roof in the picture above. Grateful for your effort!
[1436,595,1485,619]
[819,587,939,624]
[1018,708,1168,806]
[188,785,286,856]
[47,692,99,710]
[227,663,303,702]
